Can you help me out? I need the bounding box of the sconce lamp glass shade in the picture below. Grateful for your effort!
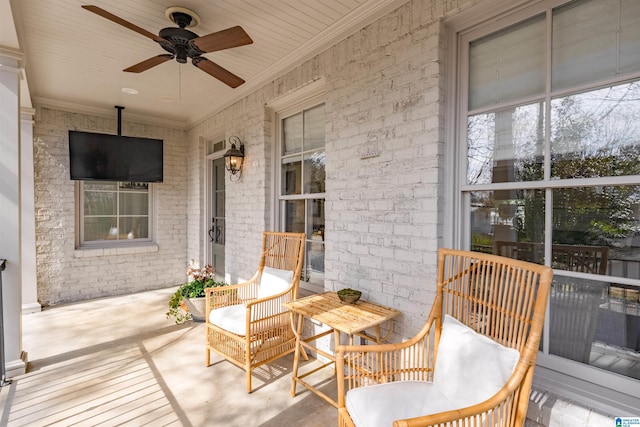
[223,137,245,176]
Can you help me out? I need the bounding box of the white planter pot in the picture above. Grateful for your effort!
[184,297,206,322]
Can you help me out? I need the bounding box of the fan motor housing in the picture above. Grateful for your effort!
[158,27,203,62]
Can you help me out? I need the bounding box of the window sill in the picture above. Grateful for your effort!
[74,243,159,258]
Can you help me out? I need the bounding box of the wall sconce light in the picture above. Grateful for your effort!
[224,135,245,181]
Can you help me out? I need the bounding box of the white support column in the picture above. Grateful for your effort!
[21,108,40,314]
[0,46,27,377]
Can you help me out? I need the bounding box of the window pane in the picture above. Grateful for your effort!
[119,192,148,215]
[549,275,639,379]
[284,200,305,233]
[84,181,117,191]
[304,104,325,151]
[470,190,545,258]
[304,150,325,194]
[551,82,640,179]
[282,113,302,155]
[467,103,545,185]
[84,191,116,215]
[469,15,545,110]
[552,0,636,91]
[620,0,640,74]
[84,217,116,241]
[120,217,149,239]
[553,186,640,280]
[281,155,302,195]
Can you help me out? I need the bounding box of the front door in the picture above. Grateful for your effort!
[207,157,225,281]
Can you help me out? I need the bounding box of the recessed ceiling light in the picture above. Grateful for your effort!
[121,87,139,95]
[158,95,176,102]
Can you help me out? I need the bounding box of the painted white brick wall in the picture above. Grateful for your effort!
[33,107,188,305]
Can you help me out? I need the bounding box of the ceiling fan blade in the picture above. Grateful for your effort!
[192,58,245,88]
[82,5,164,43]
[124,54,174,73]
[191,26,253,53]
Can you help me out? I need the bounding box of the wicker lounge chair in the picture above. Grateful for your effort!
[205,231,305,393]
[336,248,553,427]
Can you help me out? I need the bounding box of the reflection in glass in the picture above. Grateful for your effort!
[553,186,640,280]
[120,217,149,239]
[84,217,116,241]
[548,275,639,380]
[467,103,544,185]
[284,200,305,233]
[303,151,326,194]
[84,191,116,216]
[470,190,545,258]
[119,192,148,215]
[283,113,303,156]
[281,155,302,195]
[303,104,325,151]
[551,82,640,179]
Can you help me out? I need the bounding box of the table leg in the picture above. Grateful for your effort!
[290,312,304,397]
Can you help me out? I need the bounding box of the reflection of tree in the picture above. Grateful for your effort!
[469,81,640,248]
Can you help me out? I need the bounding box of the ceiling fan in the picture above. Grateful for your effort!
[81,5,253,88]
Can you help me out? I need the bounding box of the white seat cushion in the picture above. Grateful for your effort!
[345,315,520,426]
[346,381,455,427]
[257,266,294,299]
[209,304,247,336]
[433,314,520,408]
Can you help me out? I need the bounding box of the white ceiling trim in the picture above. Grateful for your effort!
[187,0,409,128]
[33,96,188,130]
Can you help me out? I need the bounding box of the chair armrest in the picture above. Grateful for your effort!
[244,286,296,327]
[205,272,260,319]
[336,315,439,408]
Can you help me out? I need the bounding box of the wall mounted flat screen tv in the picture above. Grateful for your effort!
[69,131,163,182]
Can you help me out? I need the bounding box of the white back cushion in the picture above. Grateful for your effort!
[433,314,520,408]
[257,266,294,299]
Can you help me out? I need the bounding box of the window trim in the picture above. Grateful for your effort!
[75,180,156,249]
[446,0,640,414]
[268,84,326,294]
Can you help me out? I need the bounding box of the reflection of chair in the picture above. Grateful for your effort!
[205,231,305,393]
[336,249,553,427]
[494,241,609,274]
[495,241,609,364]
[549,278,604,363]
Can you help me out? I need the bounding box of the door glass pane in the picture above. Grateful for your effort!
[282,155,302,195]
[553,186,640,280]
[282,113,303,155]
[304,104,325,151]
[551,82,640,179]
[469,15,545,110]
[284,200,305,233]
[304,150,325,194]
[467,102,545,185]
[470,190,545,260]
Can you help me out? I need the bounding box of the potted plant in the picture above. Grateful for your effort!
[167,263,227,324]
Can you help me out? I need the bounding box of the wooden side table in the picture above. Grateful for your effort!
[283,292,400,407]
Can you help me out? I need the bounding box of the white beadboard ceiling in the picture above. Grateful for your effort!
[9,0,408,128]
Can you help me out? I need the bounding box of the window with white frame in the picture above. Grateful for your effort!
[453,0,640,412]
[277,100,326,294]
[78,181,153,246]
